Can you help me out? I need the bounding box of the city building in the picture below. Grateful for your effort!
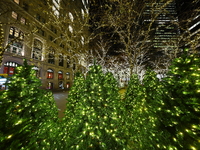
[0,0,89,90]
[143,0,180,69]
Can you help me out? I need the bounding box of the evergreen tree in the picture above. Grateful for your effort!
[161,51,200,149]
[62,64,125,150]
[124,71,169,149]
[123,74,143,149]
[0,60,60,149]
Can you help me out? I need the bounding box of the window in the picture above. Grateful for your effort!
[9,27,14,36]
[14,28,19,37]
[69,25,73,33]
[20,17,26,24]
[37,27,45,36]
[50,25,57,34]
[81,36,84,45]
[47,69,54,79]
[66,72,70,80]
[3,62,19,76]
[49,35,54,41]
[67,56,70,68]
[32,66,40,77]
[69,12,74,22]
[72,58,76,70]
[81,9,84,19]
[48,47,55,64]
[32,39,43,60]
[22,3,29,11]
[73,64,76,70]
[11,11,18,19]
[36,14,46,23]
[59,81,64,89]
[19,31,24,39]
[59,54,64,66]
[58,71,63,79]
[52,0,60,17]
[14,0,19,4]
[7,27,24,56]
[47,82,53,89]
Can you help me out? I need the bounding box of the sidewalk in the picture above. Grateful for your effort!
[51,88,70,93]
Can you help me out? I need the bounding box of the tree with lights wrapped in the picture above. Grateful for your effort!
[160,50,200,149]
[0,23,4,64]
[62,64,126,149]
[0,60,60,149]
[124,70,169,149]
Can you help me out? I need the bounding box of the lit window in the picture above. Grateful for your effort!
[81,36,84,45]
[52,0,60,17]
[32,66,40,77]
[14,0,19,4]
[12,11,17,19]
[69,12,74,22]
[47,69,54,79]
[32,39,43,60]
[58,71,63,79]
[3,61,19,76]
[69,25,73,33]
[81,9,84,19]
[20,17,26,24]
[19,32,24,40]
[14,28,19,37]
[9,27,14,36]
[7,27,24,56]
[66,72,70,80]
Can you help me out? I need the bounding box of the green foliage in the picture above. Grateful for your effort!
[0,55,200,150]
[161,52,200,149]
[0,60,59,150]
[124,71,169,149]
[62,64,125,150]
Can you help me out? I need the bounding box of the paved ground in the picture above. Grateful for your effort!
[53,90,69,119]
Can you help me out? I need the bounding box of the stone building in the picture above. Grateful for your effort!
[0,0,89,90]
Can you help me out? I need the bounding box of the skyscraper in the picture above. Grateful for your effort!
[143,0,179,64]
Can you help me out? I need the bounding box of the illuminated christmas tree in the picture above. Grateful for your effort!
[62,64,125,149]
[161,50,200,149]
[124,70,169,149]
[0,60,60,149]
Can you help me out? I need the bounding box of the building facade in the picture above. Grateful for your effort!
[143,0,180,66]
[0,0,89,90]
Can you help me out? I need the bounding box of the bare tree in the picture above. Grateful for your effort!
[0,24,4,65]
[0,0,29,64]
[0,0,92,74]
[90,0,183,77]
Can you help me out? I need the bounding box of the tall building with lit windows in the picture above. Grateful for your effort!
[143,0,179,65]
[0,0,89,90]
